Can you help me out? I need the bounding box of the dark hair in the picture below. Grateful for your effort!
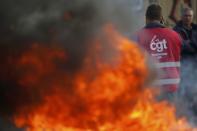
[146,4,162,20]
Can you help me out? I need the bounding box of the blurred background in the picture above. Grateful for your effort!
[149,0,197,27]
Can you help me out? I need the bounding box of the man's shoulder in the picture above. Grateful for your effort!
[173,21,183,30]
[163,27,179,34]
[162,28,182,41]
[138,27,178,35]
[173,25,181,30]
[192,23,197,30]
[136,27,148,35]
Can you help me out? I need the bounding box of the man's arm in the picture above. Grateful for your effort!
[174,27,197,54]
[182,40,197,53]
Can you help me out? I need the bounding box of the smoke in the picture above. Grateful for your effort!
[0,0,146,130]
[173,56,197,126]
[0,0,146,69]
[2,0,197,130]
[0,0,145,37]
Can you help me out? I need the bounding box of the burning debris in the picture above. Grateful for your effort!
[12,26,148,130]
[1,24,196,131]
[0,0,197,130]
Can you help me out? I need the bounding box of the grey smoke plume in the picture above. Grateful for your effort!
[174,56,197,125]
[0,0,145,37]
[0,0,146,130]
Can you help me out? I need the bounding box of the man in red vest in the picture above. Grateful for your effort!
[136,4,182,96]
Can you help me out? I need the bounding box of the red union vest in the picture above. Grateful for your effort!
[137,24,181,92]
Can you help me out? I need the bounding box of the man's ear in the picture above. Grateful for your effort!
[160,16,164,24]
[146,18,149,24]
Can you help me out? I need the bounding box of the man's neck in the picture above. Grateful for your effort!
[183,23,192,30]
[146,20,161,25]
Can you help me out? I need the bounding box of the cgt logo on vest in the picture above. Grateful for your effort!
[150,35,167,52]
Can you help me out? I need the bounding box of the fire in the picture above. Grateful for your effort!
[5,25,196,130]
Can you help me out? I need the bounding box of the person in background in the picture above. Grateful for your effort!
[135,4,182,99]
[174,7,197,115]
[169,0,192,23]
[173,7,197,57]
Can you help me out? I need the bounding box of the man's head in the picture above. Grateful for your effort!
[181,7,194,27]
[145,4,163,24]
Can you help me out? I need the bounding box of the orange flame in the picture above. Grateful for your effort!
[11,25,196,131]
